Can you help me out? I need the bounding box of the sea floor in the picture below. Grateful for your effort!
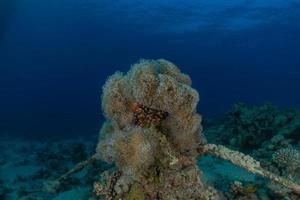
[0,136,265,200]
[0,135,99,200]
[0,132,298,200]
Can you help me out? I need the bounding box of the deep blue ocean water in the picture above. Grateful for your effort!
[1,0,300,138]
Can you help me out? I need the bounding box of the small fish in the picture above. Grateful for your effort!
[130,102,168,127]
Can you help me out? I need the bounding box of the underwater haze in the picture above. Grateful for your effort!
[2,1,300,200]
[1,0,300,138]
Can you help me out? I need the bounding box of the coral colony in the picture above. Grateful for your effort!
[94,59,216,199]
[91,59,300,199]
[50,59,300,200]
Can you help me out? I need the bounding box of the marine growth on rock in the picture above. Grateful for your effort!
[89,59,300,200]
[95,59,219,200]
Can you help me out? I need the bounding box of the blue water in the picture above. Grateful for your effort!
[1,0,300,137]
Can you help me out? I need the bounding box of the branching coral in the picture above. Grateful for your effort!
[273,148,300,170]
[273,147,300,182]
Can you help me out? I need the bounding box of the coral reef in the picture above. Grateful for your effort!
[93,59,300,199]
[216,103,300,151]
[16,60,299,200]
[203,144,300,194]
[226,181,260,200]
[273,147,300,183]
[0,136,107,200]
[205,103,300,199]
[95,59,218,200]
[273,147,300,171]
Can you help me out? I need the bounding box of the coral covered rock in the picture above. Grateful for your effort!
[216,103,300,150]
[99,59,203,157]
[273,147,300,182]
[93,60,300,200]
[95,59,218,200]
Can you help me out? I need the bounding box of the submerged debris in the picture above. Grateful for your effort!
[203,144,300,194]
